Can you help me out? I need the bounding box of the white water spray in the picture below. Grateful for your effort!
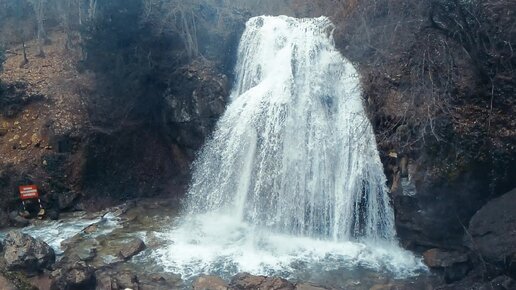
[155,15,424,279]
[188,15,394,241]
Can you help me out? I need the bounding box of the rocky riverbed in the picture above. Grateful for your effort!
[2,188,516,290]
[0,198,440,290]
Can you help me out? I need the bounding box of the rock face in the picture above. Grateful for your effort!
[466,188,516,264]
[3,231,55,273]
[162,60,228,152]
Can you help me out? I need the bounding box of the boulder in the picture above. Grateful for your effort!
[50,261,95,290]
[193,275,228,290]
[423,248,471,283]
[3,231,55,273]
[423,248,469,268]
[466,188,516,264]
[116,271,139,289]
[118,238,146,260]
[8,211,30,227]
[96,270,180,290]
[230,273,294,290]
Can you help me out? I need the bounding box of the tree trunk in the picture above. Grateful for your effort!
[20,39,29,68]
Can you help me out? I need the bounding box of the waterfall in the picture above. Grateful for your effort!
[186,15,395,241]
[155,16,423,280]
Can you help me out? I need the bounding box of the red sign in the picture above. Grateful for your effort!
[19,185,39,200]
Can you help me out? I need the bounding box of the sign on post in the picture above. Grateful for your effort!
[19,185,39,200]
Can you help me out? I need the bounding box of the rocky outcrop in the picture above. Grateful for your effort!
[3,231,55,274]
[466,188,516,265]
[162,60,228,152]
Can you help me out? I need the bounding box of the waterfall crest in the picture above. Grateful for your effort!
[186,15,395,242]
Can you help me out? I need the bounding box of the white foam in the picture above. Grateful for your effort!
[153,213,425,280]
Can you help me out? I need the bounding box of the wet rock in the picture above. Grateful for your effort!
[94,270,113,290]
[466,187,516,264]
[116,271,139,289]
[8,211,30,227]
[95,270,147,290]
[76,247,97,262]
[50,261,95,290]
[83,224,99,234]
[193,275,228,290]
[423,249,471,283]
[118,238,146,260]
[423,248,469,267]
[3,231,55,273]
[230,273,294,290]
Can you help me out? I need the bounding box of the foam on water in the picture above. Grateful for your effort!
[0,213,120,255]
[155,15,425,280]
[154,213,424,280]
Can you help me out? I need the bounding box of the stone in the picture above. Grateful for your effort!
[482,275,516,290]
[193,275,228,290]
[50,261,95,290]
[423,248,471,283]
[3,231,56,273]
[118,238,146,260]
[295,283,329,290]
[466,188,516,264]
[116,271,139,289]
[423,248,469,268]
[58,191,79,210]
[0,274,17,290]
[230,273,294,290]
[94,270,113,290]
[8,211,30,227]
[83,224,98,234]
[31,133,41,146]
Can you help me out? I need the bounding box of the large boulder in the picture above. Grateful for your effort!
[118,238,146,260]
[50,261,95,290]
[3,231,55,273]
[466,188,516,264]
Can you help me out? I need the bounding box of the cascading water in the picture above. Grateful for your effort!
[187,15,394,242]
[155,15,424,280]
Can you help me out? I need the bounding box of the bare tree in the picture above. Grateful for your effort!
[31,0,47,57]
